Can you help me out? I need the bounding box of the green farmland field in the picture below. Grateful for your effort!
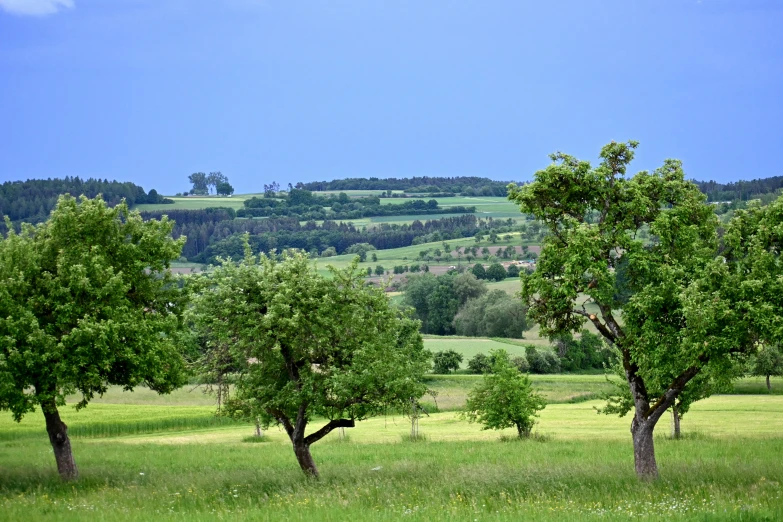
[1,388,782,521]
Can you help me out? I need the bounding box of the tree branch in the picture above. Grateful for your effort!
[645,354,709,422]
[303,419,355,446]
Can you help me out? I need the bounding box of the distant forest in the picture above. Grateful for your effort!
[0,177,170,230]
[694,176,783,202]
[302,175,783,202]
[137,210,509,262]
[300,176,512,196]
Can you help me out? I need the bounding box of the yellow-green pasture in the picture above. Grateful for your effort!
[1,392,782,521]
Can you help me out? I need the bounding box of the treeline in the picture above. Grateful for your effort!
[300,176,512,196]
[237,189,475,220]
[0,177,171,230]
[436,331,611,375]
[137,210,508,262]
[694,176,783,202]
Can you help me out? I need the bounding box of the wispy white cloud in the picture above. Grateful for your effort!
[0,0,74,16]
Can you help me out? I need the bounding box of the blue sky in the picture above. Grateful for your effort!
[1,0,782,195]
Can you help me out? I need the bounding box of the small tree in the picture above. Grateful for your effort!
[752,345,783,392]
[374,265,385,276]
[486,263,507,282]
[467,353,492,374]
[432,350,463,373]
[0,196,186,480]
[188,252,429,478]
[471,263,486,280]
[345,242,376,262]
[462,350,546,438]
[216,181,234,196]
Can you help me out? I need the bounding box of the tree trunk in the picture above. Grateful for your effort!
[671,403,681,439]
[631,418,657,480]
[42,400,78,480]
[767,374,771,392]
[293,441,319,478]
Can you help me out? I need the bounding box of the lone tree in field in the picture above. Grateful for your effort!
[188,251,430,478]
[0,196,187,480]
[752,346,783,392]
[509,141,754,479]
[462,349,545,438]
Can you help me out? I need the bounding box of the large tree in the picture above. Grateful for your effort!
[722,198,783,392]
[188,251,430,478]
[188,172,208,194]
[508,141,752,479]
[206,171,228,194]
[0,195,187,480]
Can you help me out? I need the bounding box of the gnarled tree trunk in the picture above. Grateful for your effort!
[42,400,78,480]
[631,417,657,480]
[293,441,319,477]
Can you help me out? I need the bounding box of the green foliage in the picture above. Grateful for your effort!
[467,352,529,375]
[752,345,783,382]
[345,242,376,262]
[462,350,546,438]
[216,181,234,196]
[509,141,755,476]
[554,331,612,372]
[467,353,492,374]
[485,262,507,282]
[402,272,486,335]
[453,290,527,338]
[187,251,430,472]
[432,350,463,374]
[470,263,486,279]
[524,346,560,374]
[0,195,187,422]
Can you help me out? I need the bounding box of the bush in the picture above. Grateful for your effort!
[525,345,558,374]
[467,353,492,374]
[432,350,463,374]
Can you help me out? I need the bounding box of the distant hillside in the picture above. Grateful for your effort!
[300,176,512,197]
[693,176,783,202]
[0,177,171,228]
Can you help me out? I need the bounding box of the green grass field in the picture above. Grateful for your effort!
[1,390,781,521]
[134,194,527,224]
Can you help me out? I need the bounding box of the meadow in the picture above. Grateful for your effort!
[1,383,781,521]
[134,193,525,224]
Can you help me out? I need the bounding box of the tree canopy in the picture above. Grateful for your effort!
[187,251,430,477]
[509,141,755,479]
[0,195,187,479]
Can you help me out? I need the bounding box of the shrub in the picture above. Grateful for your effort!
[432,350,463,374]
